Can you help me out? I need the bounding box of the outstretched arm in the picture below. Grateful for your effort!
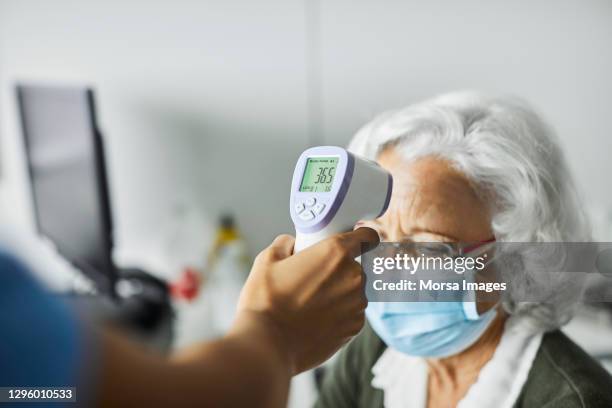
[97,228,379,407]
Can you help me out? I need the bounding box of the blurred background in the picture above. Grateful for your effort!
[0,0,611,405]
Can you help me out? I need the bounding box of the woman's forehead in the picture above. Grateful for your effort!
[377,151,492,241]
[378,152,478,203]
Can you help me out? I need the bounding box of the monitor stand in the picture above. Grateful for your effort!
[64,270,174,352]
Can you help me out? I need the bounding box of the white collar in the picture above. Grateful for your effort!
[371,317,543,408]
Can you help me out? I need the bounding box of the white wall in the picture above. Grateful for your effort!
[317,0,612,218]
[1,0,611,279]
[0,0,311,270]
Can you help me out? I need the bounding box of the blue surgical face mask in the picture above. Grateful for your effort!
[365,246,498,358]
[366,299,497,358]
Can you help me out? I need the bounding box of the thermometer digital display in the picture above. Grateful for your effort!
[299,157,339,193]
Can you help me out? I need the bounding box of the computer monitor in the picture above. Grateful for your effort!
[17,84,117,294]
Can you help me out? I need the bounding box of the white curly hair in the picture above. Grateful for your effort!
[349,91,591,330]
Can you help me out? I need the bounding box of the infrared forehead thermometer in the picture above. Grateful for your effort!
[290,146,392,252]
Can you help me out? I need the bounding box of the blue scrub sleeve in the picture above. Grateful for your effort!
[0,251,94,406]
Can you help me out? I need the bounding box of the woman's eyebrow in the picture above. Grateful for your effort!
[401,228,459,242]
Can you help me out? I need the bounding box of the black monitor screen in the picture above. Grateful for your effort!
[17,85,115,292]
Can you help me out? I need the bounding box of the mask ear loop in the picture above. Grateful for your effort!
[460,239,499,320]
[460,237,496,256]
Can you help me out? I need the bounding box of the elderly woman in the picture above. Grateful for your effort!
[315,92,612,408]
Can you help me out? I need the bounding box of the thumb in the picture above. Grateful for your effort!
[337,227,380,259]
[265,234,296,261]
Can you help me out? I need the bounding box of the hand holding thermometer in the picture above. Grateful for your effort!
[290,146,392,252]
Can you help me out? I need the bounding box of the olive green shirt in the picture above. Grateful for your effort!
[316,323,612,408]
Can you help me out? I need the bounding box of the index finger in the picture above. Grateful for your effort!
[337,227,380,259]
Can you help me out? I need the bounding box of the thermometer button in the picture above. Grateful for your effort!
[305,197,317,207]
[299,210,315,221]
[294,202,306,214]
[312,203,326,215]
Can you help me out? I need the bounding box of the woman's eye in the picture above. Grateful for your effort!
[413,242,455,258]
